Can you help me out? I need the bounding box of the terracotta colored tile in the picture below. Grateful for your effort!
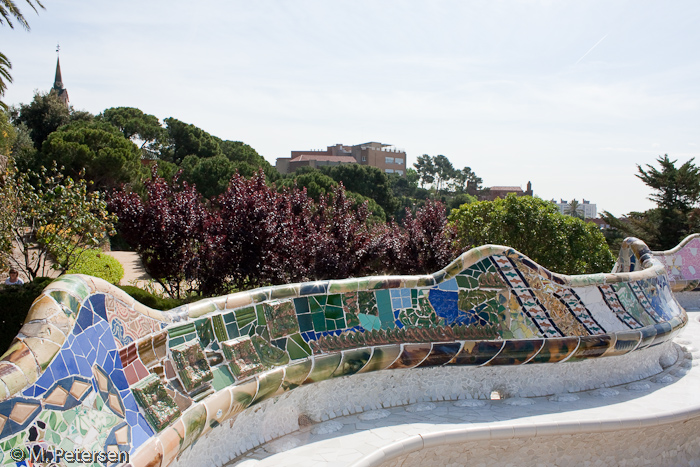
[69,380,91,399]
[9,401,40,424]
[44,386,69,406]
[124,364,139,386]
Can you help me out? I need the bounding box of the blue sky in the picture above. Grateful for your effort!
[2,0,699,216]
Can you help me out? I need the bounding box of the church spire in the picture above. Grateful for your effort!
[52,44,69,107]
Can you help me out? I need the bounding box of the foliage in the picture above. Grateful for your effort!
[384,200,458,275]
[0,108,14,156]
[565,199,583,219]
[0,0,45,109]
[161,117,222,164]
[37,120,147,191]
[0,163,116,280]
[413,153,483,199]
[111,169,450,297]
[109,170,209,298]
[636,155,700,249]
[99,107,167,159]
[449,194,614,275]
[10,91,72,148]
[179,154,254,199]
[320,164,399,217]
[117,285,185,310]
[0,276,52,353]
[65,249,124,284]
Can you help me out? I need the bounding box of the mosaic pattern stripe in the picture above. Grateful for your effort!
[0,238,687,467]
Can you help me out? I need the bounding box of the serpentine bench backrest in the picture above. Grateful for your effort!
[0,237,686,467]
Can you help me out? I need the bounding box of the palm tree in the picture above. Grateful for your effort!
[0,0,45,108]
[565,199,584,219]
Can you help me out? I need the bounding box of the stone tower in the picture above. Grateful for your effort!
[52,54,69,107]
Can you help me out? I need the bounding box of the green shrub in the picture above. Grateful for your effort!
[66,249,124,284]
[449,194,615,275]
[0,277,54,354]
[118,285,185,310]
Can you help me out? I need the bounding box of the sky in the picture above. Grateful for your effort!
[2,0,699,216]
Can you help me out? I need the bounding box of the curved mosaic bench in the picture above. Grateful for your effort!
[647,233,700,292]
[0,237,686,466]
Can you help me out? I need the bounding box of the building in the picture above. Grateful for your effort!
[556,199,597,219]
[480,181,533,201]
[52,56,69,107]
[276,142,407,176]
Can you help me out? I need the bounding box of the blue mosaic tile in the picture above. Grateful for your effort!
[75,304,94,333]
[89,294,107,321]
[428,289,460,325]
[438,278,459,291]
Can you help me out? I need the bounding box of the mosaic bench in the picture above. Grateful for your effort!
[0,237,686,467]
[650,233,700,292]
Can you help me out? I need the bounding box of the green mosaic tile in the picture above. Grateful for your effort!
[324,305,343,320]
[235,306,256,328]
[212,314,228,342]
[169,336,185,348]
[359,313,381,330]
[458,290,498,312]
[251,335,290,367]
[211,366,236,390]
[225,322,239,339]
[309,295,327,313]
[311,312,326,331]
[287,333,312,360]
[132,373,180,431]
[168,323,196,339]
[294,297,310,314]
[376,290,394,329]
[49,290,81,316]
[326,321,336,331]
[223,311,237,324]
[195,318,215,348]
[358,291,378,315]
[256,304,267,325]
[263,300,300,339]
[327,294,343,307]
[455,274,477,288]
[171,341,214,392]
[298,314,313,332]
[222,336,263,379]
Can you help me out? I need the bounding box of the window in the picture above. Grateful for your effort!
[385,157,394,164]
[396,170,404,176]
[362,156,366,162]
[385,169,394,174]
[395,158,404,165]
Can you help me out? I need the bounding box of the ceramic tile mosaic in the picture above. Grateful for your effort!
[0,237,688,467]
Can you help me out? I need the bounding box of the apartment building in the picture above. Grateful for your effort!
[276,142,407,176]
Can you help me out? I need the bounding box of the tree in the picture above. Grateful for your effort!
[636,155,700,249]
[414,154,435,188]
[0,163,116,280]
[565,199,583,219]
[11,91,71,148]
[432,154,456,195]
[109,171,210,298]
[179,154,241,199]
[320,164,399,216]
[100,107,166,159]
[385,200,458,275]
[449,194,614,275]
[161,117,222,164]
[38,120,147,191]
[0,0,45,109]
